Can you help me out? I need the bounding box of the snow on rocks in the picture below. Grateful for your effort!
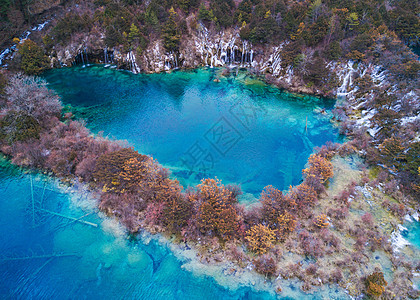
[391,224,410,253]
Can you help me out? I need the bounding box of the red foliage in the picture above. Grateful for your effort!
[194,178,243,240]
[299,230,325,258]
[254,254,277,278]
[289,183,317,211]
[361,212,374,227]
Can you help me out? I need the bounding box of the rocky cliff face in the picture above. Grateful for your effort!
[51,24,327,95]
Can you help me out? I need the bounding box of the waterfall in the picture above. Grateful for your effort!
[104,48,107,64]
[0,48,11,66]
[241,42,245,65]
[127,51,141,74]
[337,61,355,97]
[84,48,88,65]
[81,51,85,66]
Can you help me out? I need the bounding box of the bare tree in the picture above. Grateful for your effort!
[5,73,61,122]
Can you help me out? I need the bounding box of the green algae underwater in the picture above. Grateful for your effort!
[1,65,415,299]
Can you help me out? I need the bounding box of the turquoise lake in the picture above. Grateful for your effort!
[42,66,339,201]
[2,65,418,299]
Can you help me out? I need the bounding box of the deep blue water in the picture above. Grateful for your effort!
[42,66,340,201]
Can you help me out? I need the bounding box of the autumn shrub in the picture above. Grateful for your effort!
[289,183,317,211]
[313,214,329,229]
[261,185,296,218]
[0,111,40,143]
[318,229,341,251]
[378,137,406,169]
[365,271,387,297]
[17,40,49,75]
[327,205,349,220]
[304,154,334,183]
[195,178,242,240]
[161,195,192,233]
[260,185,296,237]
[315,142,339,160]
[276,211,297,241]
[93,148,147,192]
[145,201,165,228]
[5,74,61,124]
[254,254,277,278]
[99,193,145,232]
[245,224,276,255]
[299,230,324,258]
[361,212,374,227]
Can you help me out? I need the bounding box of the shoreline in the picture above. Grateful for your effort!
[0,64,419,298]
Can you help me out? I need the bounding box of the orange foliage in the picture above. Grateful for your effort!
[162,195,192,233]
[277,211,297,240]
[196,178,242,240]
[313,214,329,228]
[94,148,146,193]
[245,224,276,254]
[95,148,182,204]
[304,154,334,183]
[260,186,297,240]
[366,271,387,297]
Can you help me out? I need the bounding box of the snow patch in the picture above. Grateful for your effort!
[391,224,410,252]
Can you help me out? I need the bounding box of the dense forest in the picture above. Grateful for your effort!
[1,0,419,76]
[0,0,420,298]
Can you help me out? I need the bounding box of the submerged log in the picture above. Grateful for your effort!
[38,208,98,227]
[0,253,80,262]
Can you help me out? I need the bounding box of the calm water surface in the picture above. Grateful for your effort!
[4,66,401,299]
[42,66,340,201]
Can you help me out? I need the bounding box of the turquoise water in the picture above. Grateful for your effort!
[42,66,339,200]
[402,219,420,249]
[0,157,352,299]
[0,67,351,299]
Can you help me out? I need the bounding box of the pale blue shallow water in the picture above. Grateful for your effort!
[42,66,340,201]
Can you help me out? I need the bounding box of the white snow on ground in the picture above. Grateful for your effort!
[401,115,420,125]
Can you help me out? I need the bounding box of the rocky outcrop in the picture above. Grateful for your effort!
[50,24,314,92]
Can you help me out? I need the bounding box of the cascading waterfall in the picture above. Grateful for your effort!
[126,51,141,74]
[337,61,355,97]
[194,24,254,69]
[84,48,89,65]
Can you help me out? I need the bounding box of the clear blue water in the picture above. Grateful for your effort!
[0,67,351,299]
[402,219,420,249]
[42,66,340,200]
[0,157,351,299]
